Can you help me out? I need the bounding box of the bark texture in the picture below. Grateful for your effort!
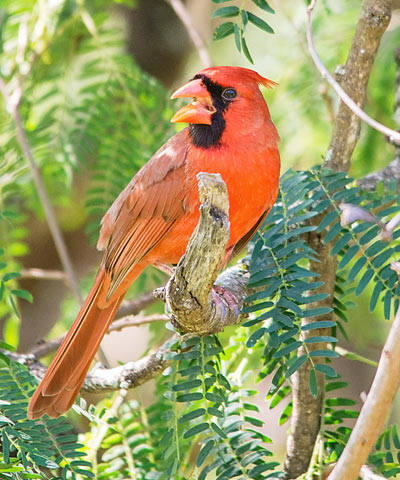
[284,1,392,477]
[325,0,392,172]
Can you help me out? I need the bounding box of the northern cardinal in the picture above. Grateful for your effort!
[28,66,280,419]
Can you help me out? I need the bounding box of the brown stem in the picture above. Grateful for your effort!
[328,289,400,480]
[284,1,392,477]
[166,0,212,68]
[29,290,161,358]
[321,0,393,170]
[0,76,83,304]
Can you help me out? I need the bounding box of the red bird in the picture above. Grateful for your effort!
[28,66,280,419]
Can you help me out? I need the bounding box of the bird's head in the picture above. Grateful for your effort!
[170,66,277,149]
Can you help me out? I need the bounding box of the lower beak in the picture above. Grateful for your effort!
[170,78,216,125]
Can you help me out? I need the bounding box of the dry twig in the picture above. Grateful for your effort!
[306,0,396,169]
[166,0,212,68]
[328,268,400,479]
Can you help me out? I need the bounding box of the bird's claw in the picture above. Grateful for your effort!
[212,285,239,316]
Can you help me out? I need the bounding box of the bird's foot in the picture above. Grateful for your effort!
[212,285,239,316]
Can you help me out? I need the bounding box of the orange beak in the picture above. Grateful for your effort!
[170,78,216,125]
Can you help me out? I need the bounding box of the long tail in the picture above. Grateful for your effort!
[27,265,144,419]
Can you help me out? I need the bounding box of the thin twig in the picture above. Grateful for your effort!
[28,290,160,358]
[107,313,168,333]
[115,291,158,319]
[29,312,166,358]
[328,277,400,480]
[306,0,398,144]
[20,268,67,282]
[166,0,212,68]
[0,76,83,304]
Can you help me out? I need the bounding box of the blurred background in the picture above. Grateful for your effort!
[2,0,400,459]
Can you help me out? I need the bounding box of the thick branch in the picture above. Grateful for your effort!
[284,236,337,479]
[8,339,172,393]
[157,172,248,334]
[18,174,248,395]
[285,2,392,477]
[321,0,393,170]
[328,289,400,480]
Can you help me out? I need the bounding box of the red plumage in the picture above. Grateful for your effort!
[28,66,280,419]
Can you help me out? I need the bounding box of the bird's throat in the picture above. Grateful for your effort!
[189,112,226,148]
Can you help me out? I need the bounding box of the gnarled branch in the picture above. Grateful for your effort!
[15,173,247,395]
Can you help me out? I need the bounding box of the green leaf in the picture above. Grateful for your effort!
[384,290,392,319]
[176,392,203,402]
[302,307,333,318]
[246,327,266,347]
[213,22,235,40]
[251,0,275,13]
[370,281,384,311]
[286,354,307,378]
[348,257,367,282]
[197,439,214,467]
[280,401,292,425]
[211,422,227,438]
[247,11,274,33]
[241,34,254,64]
[172,379,202,391]
[205,392,224,403]
[212,0,233,3]
[234,24,241,51]
[272,341,302,359]
[314,364,337,377]
[183,423,209,438]
[2,272,21,282]
[301,320,336,331]
[339,244,360,269]
[11,289,33,303]
[241,9,249,25]
[317,210,339,233]
[355,268,374,296]
[309,368,318,397]
[304,335,337,344]
[211,6,240,18]
[308,349,339,358]
[178,408,206,423]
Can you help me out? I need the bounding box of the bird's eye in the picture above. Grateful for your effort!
[222,87,237,101]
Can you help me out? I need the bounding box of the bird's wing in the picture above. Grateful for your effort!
[97,129,190,301]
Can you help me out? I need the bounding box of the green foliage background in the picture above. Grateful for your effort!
[1,0,400,479]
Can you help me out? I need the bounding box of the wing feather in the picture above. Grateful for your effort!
[98,130,189,301]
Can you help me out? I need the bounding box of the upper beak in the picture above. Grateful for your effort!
[170,78,216,125]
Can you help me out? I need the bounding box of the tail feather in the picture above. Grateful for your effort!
[27,266,136,420]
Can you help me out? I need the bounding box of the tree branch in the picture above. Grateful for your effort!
[8,338,173,393]
[0,76,84,304]
[166,0,212,68]
[29,290,161,358]
[16,173,248,395]
[20,268,67,282]
[307,0,395,172]
[328,267,400,480]
[156,172,248,334]
[284,2,393,477]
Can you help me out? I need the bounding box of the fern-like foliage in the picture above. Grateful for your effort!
[0,353,93,479]
[157,335,281,480]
